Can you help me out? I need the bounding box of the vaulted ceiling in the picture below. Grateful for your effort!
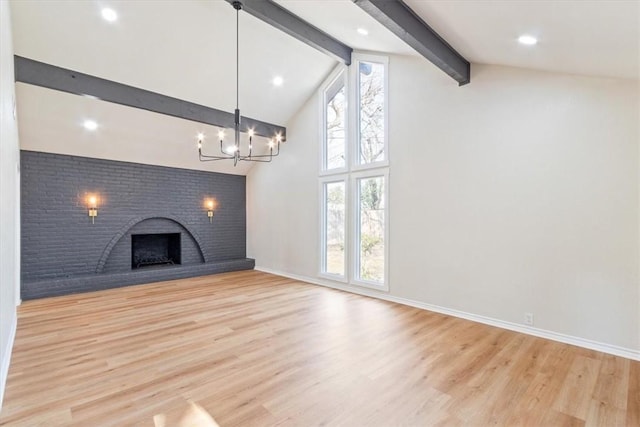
[10,0,337,175]
[10,0,639,175]
[405,0,639,80]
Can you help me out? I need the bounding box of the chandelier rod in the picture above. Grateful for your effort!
[235,2,240,165]
[236,3,239,112]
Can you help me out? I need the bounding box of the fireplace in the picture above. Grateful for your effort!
[131,233,181,269]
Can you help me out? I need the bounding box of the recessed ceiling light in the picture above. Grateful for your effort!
[357,28,369,36]
[83,120,98,131]
[518,35,537,46]
[101,8,118,22]
[272,76,284,86]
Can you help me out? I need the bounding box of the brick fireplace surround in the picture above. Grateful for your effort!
[20,151,254,299]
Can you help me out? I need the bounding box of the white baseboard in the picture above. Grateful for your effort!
[0,312,17,411]
[255,266,640,361]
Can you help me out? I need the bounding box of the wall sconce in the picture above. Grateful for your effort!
[205,199,216,223]
[87,195,98,224]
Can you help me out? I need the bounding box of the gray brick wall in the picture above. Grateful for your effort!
[21,151,251,297]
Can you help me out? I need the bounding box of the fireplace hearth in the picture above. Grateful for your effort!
[132,233,181,269]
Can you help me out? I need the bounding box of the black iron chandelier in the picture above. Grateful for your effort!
[198,1,282,166]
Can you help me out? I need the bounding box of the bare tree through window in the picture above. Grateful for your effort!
[325,182,345,275]
[358,176,385,282]
[359,62,385,164]
[357,61,385,283]
[326,76,346,170]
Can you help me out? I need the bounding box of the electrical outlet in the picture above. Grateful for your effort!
[524,313,534,326]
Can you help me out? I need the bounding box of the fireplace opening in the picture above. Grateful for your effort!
[131,233,181,269]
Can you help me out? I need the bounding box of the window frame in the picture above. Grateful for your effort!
[319,174,349,283]
[319,65,349,176]
[318,54,390,292]
[350,53,390,172]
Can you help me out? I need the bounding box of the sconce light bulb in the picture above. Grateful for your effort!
[89,196,97,207]
[206,199,215,223]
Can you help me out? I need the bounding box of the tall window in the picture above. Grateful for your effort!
[358,61,386,165]
[321,179,346,278]
[355,174,386,284]
[323,71,346,171]
[320,54,389,290]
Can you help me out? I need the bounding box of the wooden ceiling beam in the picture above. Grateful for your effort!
[353,0,470,85]
[14,56,286,140]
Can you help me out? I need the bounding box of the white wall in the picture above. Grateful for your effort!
[248,57,639,354]
[0,0,21,409]
[247,91,320,279]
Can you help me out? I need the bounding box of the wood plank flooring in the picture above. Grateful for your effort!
[0,270,637,426]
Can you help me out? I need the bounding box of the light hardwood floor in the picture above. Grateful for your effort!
[0,270,638,426]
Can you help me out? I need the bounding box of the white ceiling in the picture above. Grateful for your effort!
[10,0,338,174]
[9,0,639,175]
[10,0,337,125]
[274,0,416,56]
[406,0,639,80]
[278,0,639,80]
